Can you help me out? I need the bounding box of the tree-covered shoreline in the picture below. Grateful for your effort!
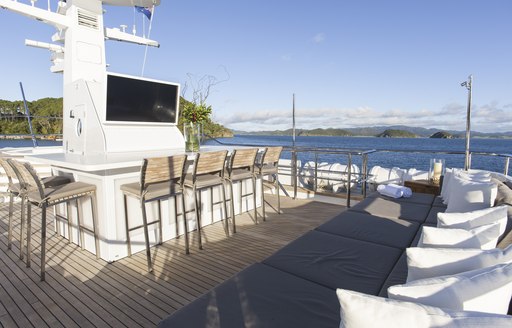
[0,97,233,139]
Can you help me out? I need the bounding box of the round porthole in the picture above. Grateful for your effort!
[76,119,82,137]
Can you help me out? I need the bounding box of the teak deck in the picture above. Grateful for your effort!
[0,195,344,328]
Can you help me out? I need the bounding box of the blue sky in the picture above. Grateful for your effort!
[1,0,512,132]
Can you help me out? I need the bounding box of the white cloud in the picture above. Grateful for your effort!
[218,102,512,133]
[312,32,326,43]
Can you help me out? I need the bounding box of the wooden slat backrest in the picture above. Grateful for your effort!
[262,146,283,165]
[0,158,17,185]
[8,159,45,198]
[194,150,228,176]
[230,148,258,170]
[141,155,187,188]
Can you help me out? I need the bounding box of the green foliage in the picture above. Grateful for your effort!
[0,96,234,139]
[0,97,62,137]
[181,102,212,123]
[178,97,233,138]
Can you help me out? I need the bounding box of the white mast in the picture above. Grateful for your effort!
[0,0,177,155]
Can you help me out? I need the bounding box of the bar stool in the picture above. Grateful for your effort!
[12,160,99,281]
[255,146,283,220]
[121,154,188,272]
[225,148,258,232]
[3,159,70,259]
[0,158,23,253]
[184,150,228,250]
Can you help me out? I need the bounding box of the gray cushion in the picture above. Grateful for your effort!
[157,263,340,328]
[227,168,254,182]
[28,182,95,205]
[367,191,435,205]
[378,252,407,297]
[349,196,431,223]
[184,173,224,189]
[432,196,447,208]
[263,230,402,295]
[256,163,278,175]
[424,206,445,225]
[316,211,419,249]
[41,175,71,188]
[121,181,183,201]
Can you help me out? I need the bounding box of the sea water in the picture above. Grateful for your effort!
[205,135,512,174]
[0,137,510,174]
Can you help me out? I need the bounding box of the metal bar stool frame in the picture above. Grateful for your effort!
[255,146,283,220]
[225,148,258,232]
[121,154,188,272]
[6,159,71,262]
[0,158,23,255]
[184,150,229,250]
[15,161,99,281]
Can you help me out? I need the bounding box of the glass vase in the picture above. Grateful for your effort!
[184,122,201,152]
[428,158,445,185]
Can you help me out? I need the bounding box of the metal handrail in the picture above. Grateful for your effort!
[205,136,512,202]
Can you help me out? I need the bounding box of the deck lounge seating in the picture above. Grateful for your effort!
[159,172,512,327]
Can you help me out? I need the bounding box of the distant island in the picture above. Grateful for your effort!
[430,131,454,139]
[376,129,417,138]
[233,125,512,139]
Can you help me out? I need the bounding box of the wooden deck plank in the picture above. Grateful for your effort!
[0,195,344,327]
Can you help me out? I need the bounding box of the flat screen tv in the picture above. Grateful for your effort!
[106,73,179,124]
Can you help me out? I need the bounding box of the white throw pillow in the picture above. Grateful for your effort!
[445,175,497,213]
[438,205,508,237]
[388,263,512,314]
[440,168,454,203]
[406,245,512,282]
[336,288,512,328]
[417,224,501,250]
[442,169,491,205]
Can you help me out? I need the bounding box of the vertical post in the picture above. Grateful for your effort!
[292,149,298,199]
[19,82,38,147]
[314,153,319,192]
[504,157,510,176]
[462,75,473,171]
[292,93,296,148]
[346,154,352,208]
[291,94,297,199]
[362,153,368,198]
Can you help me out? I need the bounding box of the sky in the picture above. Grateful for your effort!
[1,0,512,133]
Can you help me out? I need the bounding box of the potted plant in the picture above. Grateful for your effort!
[181,102,212,152]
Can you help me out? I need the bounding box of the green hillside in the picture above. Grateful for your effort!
[0,97,233,139]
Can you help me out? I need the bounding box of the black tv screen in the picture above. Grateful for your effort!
[106,74,179,124]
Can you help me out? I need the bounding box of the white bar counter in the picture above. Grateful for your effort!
[24,146,260,262]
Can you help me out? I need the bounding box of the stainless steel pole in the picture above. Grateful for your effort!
[292,93,296,147]
[19,82,38,148]
[462,75,473,171]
